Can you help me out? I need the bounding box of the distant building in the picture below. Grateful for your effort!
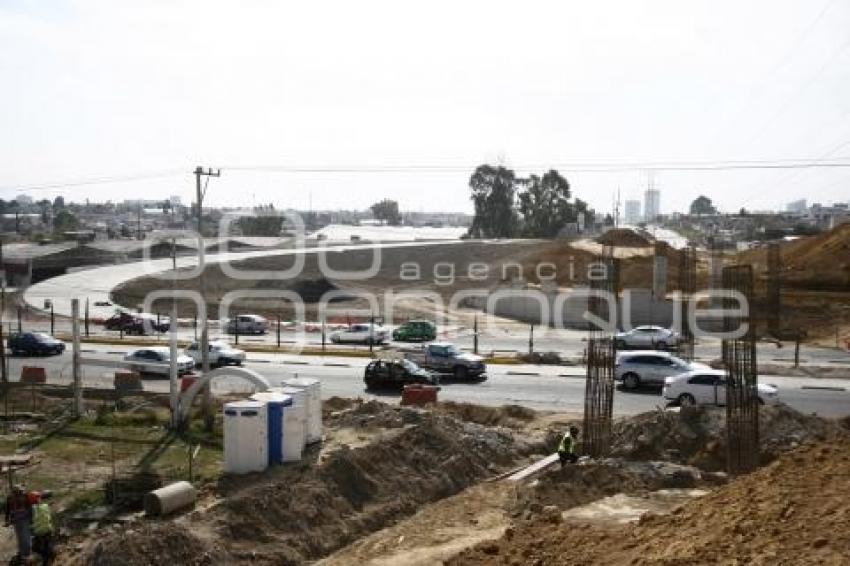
[169,195,182,206]
[644,189,660,222]
[624,200,641,224]
[786,199,807,214]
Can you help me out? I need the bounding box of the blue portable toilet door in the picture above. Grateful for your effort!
[267,402,283,465]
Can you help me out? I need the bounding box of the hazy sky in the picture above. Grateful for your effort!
[2,0,849,214]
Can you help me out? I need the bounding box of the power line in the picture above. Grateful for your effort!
[0,169,185,193]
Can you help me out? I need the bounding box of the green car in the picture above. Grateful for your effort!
[392,320,437,342]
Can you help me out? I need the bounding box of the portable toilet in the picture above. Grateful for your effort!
[250,392,293,465]
[272,386,308,454]
[281,377,322,444]
[223,400,268,474]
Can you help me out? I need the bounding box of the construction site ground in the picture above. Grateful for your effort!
[1,384,845,565]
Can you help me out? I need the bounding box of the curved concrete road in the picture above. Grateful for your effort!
[24,239,471,320]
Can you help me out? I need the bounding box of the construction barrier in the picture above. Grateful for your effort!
[113,371,143,393]
[401,384,438,406]
[180,376,197,393]
[20,366,47,385]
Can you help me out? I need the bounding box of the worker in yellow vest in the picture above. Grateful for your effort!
[31,490,54,566]
[557,426,579,467]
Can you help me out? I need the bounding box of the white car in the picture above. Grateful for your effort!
[616,350,708,390]
[124,347,194,376]
[226,314,268,335]
[663,369,780,407]
[615,326,680,350]
[329,323,389,345]
[186,340,246,368]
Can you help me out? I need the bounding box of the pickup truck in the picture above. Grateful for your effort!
[404,342,486,381]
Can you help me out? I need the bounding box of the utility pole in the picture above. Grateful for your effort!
[71,298,83,418]
[137,204,142,240]
[195,166,221,431]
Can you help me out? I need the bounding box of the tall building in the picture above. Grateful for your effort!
[786,199,806,214]
[624,200,641,224]
[644,189,661,222]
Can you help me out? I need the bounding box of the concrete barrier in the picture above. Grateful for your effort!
[143,481,197,516]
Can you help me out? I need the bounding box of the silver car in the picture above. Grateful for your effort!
[124,347,195,376]
[615,350,707,390]
[615,325,680,350]
[226,314,268,335]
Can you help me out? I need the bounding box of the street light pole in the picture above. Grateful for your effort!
[195,166,220,431]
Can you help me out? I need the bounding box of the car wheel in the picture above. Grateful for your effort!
[330,336,340,344]
[757,397,765,405]
[622,372,640,390]
[453,366,469,380]
[615,339,627,349]
[678,393,696,407]
[656,341,668,350]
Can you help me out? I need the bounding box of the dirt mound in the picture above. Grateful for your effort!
[434,401,536,429]
[609,404,846,471]
[81,403,543,565]
[596,228,652,247]
[325,398,425,429]
[83,523,222,566]
[448,440,850,565]
[510,459,710,520]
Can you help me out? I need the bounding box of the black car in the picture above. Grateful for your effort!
[8,332,66,356]
[364,358,439,390]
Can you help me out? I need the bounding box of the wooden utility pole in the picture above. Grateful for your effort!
[195,166,220,431]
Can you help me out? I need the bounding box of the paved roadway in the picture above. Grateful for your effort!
[9,344,850,418]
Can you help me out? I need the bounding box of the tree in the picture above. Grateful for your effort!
[161,200,172,215]
[237,214,283,236]
[517,170,588,237]
[370,199,401,225]
[53,209,78,233]
[689,195,717,216]
[37,199,51,225]
[468,165,520,238]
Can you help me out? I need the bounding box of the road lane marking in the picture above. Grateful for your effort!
[507,371,540,376]
[801,385,847,392]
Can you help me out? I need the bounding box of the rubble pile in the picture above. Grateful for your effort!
[609,404,846,470]
[448,440,850,564]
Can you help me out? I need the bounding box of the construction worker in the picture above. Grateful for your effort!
[31,491,55,566]
[4,485,33,562]
[558,426,579,466]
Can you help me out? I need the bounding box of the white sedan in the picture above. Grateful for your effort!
[615,326,680,350]
[185,340,246,368]
[329,323,389,345]
[124,347,195,376]
[663,369,780,407]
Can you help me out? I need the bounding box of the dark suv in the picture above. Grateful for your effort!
[364,358,438,390]
[104,312,169,335]
[8,332,65,356]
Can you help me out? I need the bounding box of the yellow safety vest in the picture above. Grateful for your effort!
[558,433,574,455]
[32,502,53,536]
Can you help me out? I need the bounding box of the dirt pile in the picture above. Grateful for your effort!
[79,403,544,565]
[448,440,850,565]
[609,404,846,471]
[596,228,652,247]
[82,524,222,566]
[510,459,712,521]
[433,401,536,429]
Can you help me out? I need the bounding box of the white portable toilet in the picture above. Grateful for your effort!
[273,386,308,453]
[223,400,268,474]
[281,377,322,444]
[251,391,303,463]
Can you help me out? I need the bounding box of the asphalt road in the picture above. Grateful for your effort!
[8,344,850,418]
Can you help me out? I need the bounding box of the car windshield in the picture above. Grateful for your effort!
[445,346,461,356]
[402,359,419,372]
[32,333,52,342]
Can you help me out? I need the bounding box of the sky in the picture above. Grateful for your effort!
[1,0,850,215]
